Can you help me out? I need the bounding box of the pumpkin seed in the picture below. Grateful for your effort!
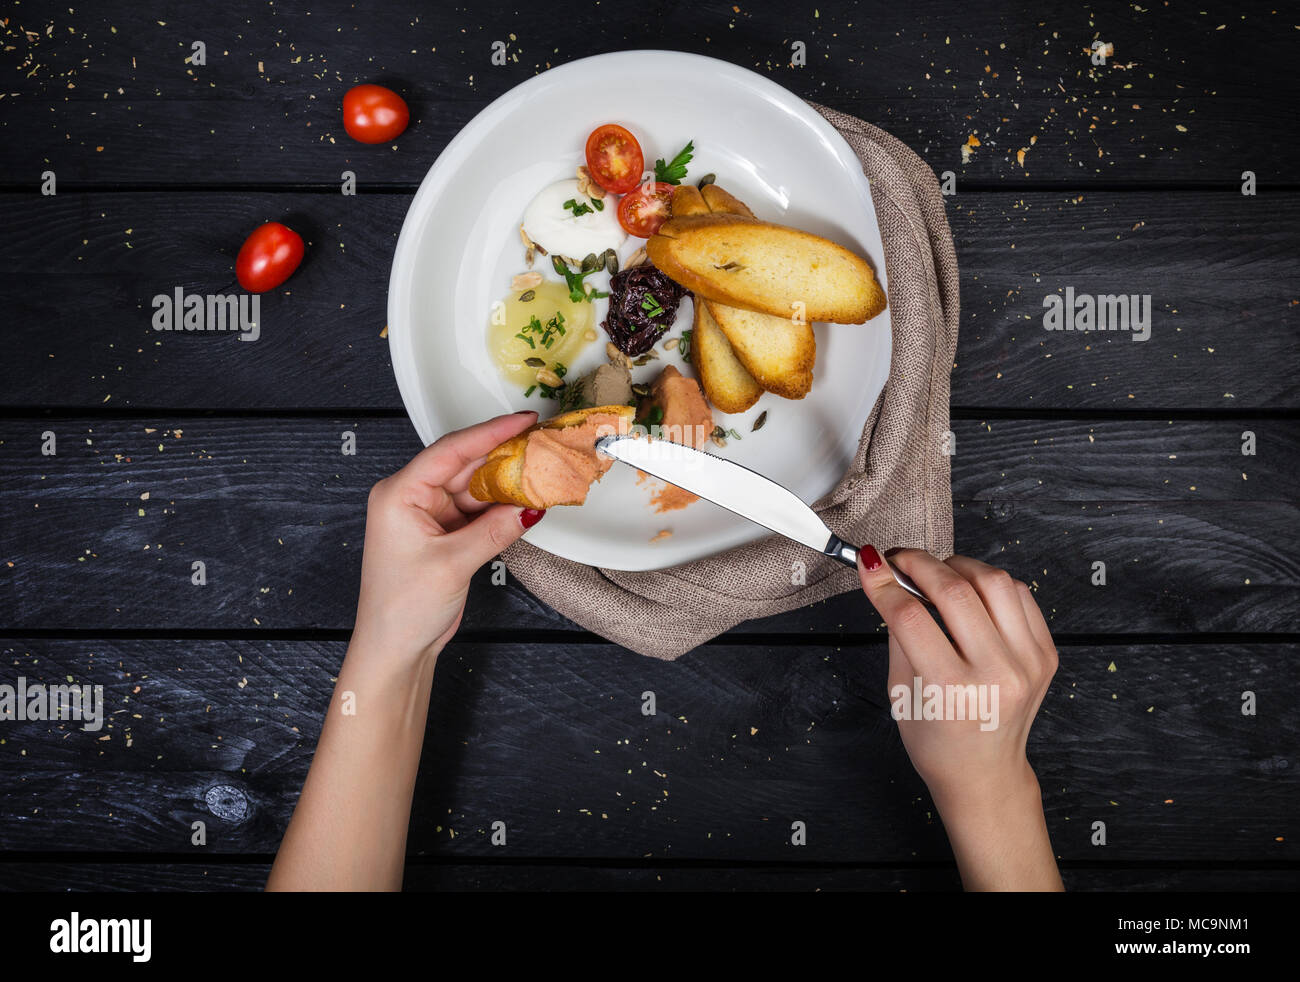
[524,356,545,367]
[631,382,650,397]
[518,289,536,302]
[580,252,601,273]
[711,425,726,440]
[604,248,619,275]
[752,410,768,432]
[697,173,716,188]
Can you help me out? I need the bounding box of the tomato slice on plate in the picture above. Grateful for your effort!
[585,124,644,194]
[617,181,674,237]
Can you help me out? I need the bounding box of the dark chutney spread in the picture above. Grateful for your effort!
[602,265,690,356]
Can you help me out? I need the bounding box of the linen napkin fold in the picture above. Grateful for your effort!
[499,106,960,659]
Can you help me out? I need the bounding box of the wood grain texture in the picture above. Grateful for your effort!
[1,1,1296,185]
[0,640,1294,862]
[0,191,1295,411]
[1,417,1293,635]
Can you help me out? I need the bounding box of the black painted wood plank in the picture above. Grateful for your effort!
[1,1,1296,185]
[1,417,1294,635]
[0,640,1294,862]
[0,191,1294,411]
[1,861,1295,891]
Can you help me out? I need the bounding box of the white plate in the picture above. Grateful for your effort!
[388,50,890,571]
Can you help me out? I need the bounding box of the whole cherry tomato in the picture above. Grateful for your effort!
[235,222,305,293]
[617,181,675,237]
[343,84,410,144]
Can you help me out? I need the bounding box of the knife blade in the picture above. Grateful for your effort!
[595,433,931,605]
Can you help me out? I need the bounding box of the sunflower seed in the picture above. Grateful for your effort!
[663,337,679,350]
[511,271,543,291]
[536,367,563,387]
[576,165,606,200]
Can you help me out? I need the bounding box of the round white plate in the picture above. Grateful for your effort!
[388,50,891,571]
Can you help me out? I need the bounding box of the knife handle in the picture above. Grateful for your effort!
[824,535,934,607]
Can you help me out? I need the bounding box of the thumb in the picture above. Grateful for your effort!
[446,505,545,576]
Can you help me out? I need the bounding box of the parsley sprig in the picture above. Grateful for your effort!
[654,140,695,185]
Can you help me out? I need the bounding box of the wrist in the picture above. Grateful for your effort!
[930,759,1041,823]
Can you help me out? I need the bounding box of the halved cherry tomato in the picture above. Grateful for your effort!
[343,83,410,144]
[617,181,674,237]
[235,222,305,293]
[585,124,644,194]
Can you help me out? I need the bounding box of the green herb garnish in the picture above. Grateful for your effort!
[641,294,665,318]
[535,362,569,400]
[654,140,695,185]
[678,328,693,360]
[552,254,607,303]
[563,197,594,217]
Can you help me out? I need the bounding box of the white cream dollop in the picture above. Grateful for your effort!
[522,179,626,260]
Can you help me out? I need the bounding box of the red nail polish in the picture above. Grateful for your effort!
[860,545,883,571]
[520,508,546,529]
[513,409,536,415]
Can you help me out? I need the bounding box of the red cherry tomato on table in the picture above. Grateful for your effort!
[343,84,410,144]
[235,222,304,293]
[585,123,644,194]
[617,181,674,238]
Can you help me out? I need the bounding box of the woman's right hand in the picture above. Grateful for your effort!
[857,547,1063,891]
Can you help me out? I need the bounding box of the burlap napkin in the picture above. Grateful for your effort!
[500,106,960,659]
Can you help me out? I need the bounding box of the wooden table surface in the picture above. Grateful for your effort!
[0,0,1296,891]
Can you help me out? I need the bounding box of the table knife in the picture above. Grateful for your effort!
[596,433,931,605]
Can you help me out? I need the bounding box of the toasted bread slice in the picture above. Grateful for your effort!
[647,213,886,324]
[669,184,710,217]
[706,301,814,400]
[469,404,635,509]
[691,301,763,413]
[700,183,755,219]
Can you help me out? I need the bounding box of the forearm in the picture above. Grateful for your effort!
[266,638,438,891]
[933,766,1064,892]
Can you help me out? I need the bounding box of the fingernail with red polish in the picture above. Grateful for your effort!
[513,409,536,415]
[860,545,883,571]
[520,508,546,529]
